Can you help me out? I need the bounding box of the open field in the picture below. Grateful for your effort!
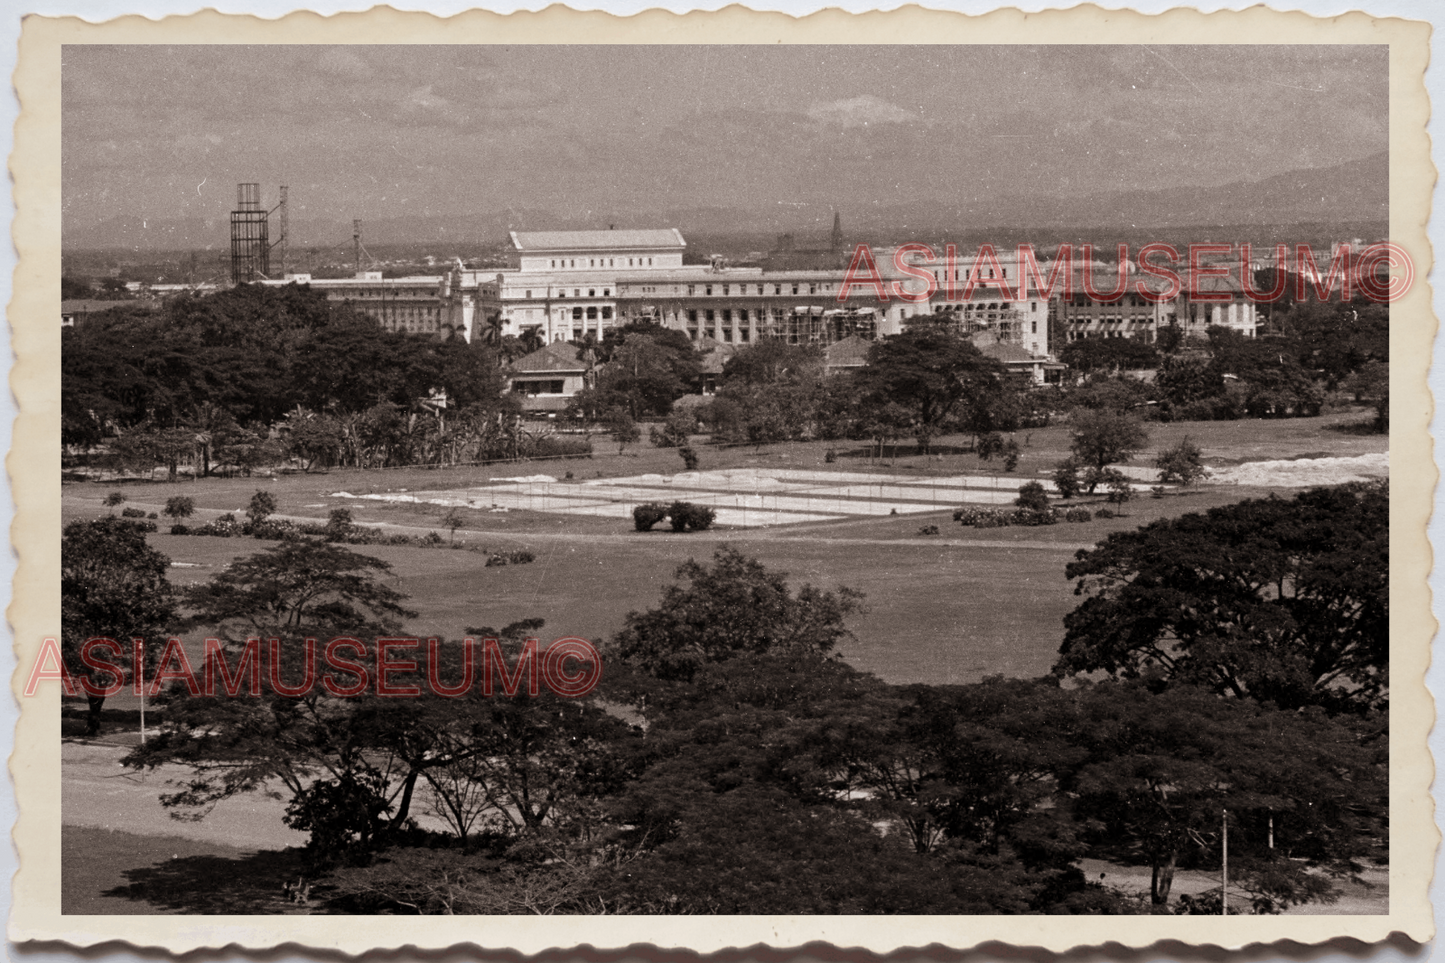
[63,411,1387,692]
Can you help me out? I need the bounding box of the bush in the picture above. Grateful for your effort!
[147,512,158,520]
[1001,439,1021,472]
[1051,459,1082,499]
[976,432,1005,461]
[325,508,355,540]
[103,492,126,509]
[485,550,536,567]
[532,435,593,459]
[113,518,157,534]
[247,490,278,526]
[955,507,1013,528]
[170,523,190,535]
[918,524,940,536]
[824,448,837,464]
[1154,436,1206,485]
[1011,507,1058,526]
[1099,469,1134,510]
[1063,507,1092,523]
[1014,481,1050,513]
[679,446,700,471]
[1093,507,1115,519]
[668,501,716,532]
[164,495,195,521]
[194,513,241,537]
[121,506,146,518]
[634,503,670,532]
[649,410,695,449]
[251,519,299,540]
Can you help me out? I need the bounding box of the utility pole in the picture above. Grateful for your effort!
[353,219,362,277]
[278,185,289,275]
[1221,809,1228,916]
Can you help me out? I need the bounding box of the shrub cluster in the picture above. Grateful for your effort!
[532,436,593,459]
[953,506,1070,528]
[1154,436,1206,485]
[120,506,147,518]
[1062,507,1093,523]
[169,506,535,561]
[1014,481,1051,513]
[633,501,716,532]
[484,550,537,567]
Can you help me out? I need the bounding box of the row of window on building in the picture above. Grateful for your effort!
[549,257,655,268]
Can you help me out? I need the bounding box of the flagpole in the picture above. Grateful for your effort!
[1221,809,1228,916]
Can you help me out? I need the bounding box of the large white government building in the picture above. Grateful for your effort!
[262,227,1261,385]
[475,229,1054,364]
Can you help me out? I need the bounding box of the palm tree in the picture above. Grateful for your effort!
[477,311,504,347]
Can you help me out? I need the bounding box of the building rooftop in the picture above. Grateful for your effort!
[509,339,588,374]
[510,229,687,252]
[61,299,156,315]
[824,335,873,368]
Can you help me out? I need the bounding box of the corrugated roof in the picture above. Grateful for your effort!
[510,229,686,252]
[979,341,1041,364]
[509,340,587,373]
[61,299,155,314]
[825,335,872,367]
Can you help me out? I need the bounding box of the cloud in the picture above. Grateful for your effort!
[405,85,452,112]
[806,95,915,129]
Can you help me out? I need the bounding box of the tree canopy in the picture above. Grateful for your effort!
[61,517,178,734]
[858,329,1011,452]
[1056,483,1388,714]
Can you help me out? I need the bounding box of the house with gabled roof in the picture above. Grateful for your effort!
[973,334,1066,385]
[505,340,591,413]
[824,334,873,375]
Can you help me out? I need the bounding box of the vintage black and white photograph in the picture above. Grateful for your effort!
[44,31,1411,929]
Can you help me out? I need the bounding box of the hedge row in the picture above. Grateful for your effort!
[952,505,1101,528]
[166,512,535,564]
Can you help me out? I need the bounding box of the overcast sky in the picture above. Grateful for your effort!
[63,44,1387,235]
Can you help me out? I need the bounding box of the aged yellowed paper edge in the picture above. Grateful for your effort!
[9,4,1436,952]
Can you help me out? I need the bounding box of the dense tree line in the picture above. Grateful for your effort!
[106,483,1387,914]
[62,283,520,471]
[1055,295,1387,427]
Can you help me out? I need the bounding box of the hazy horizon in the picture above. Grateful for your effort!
[64,44,1388,246]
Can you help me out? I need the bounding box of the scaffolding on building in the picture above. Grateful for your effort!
[763,305,879,344]
[229,182,289,284]
[230,183,269,283]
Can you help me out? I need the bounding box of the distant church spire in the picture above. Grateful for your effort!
[830,210,843,252]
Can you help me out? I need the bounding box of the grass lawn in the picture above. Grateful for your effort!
[62,826,308,915]
[64,410,1387,693]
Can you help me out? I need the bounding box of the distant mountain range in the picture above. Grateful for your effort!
[65,152,1387,252]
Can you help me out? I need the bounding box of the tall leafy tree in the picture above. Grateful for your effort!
[609,547,864,684]
[1064,681,1385,909]
[1056,483,1388,713]
[61,518,177,734]
[858,329,1009,453]
[183,540,416,639]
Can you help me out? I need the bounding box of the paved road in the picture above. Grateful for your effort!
[63,741,306,850]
